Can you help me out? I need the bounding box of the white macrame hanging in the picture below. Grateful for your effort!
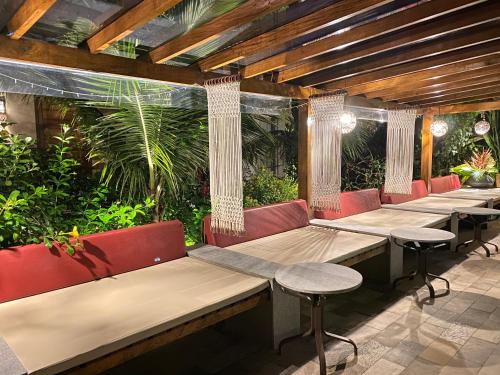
[310,93,345,211]
[384,109,417,195]
[205,76,245,235]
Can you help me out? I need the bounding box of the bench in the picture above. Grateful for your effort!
[310,188,450,282]
[196,200,387,347]
[431,175,500,207]
[0,221,268,375]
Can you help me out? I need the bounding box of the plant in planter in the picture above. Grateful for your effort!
[450,149,498,188]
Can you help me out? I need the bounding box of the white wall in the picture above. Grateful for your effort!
[4,93,37,139]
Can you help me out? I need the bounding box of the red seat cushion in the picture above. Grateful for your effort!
[431,175,461,193]
[203,200,309,247]
[314,189,381,220]
[380,180,429,204]
[0,220,186,303]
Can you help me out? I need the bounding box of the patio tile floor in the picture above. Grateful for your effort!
[105,222,500,375]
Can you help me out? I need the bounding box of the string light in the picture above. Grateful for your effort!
[474,112,490,135]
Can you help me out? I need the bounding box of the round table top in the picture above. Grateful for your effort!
[390,227,455,243]
[275,262,362,295]
[453,207,500,216]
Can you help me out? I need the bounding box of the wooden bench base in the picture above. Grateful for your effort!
[63,291,269,375]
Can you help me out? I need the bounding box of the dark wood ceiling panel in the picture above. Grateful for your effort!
[277,1,500,83]
[298,24,500,86]
[197,0,392,72]
[241,0,484,78]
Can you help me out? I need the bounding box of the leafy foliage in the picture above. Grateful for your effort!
[341,155,386,191]
[484,111,500,164]
[243,168,298,208]
[450,149,498,183]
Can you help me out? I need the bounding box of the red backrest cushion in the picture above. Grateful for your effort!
[0,220,186,303]
[314,189,381,220]
[380,180,429,204]
[204,200,309,247]
[431,175,461,193]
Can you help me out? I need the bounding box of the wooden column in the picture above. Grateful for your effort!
[297,101,311,214]
[420,110,434,191]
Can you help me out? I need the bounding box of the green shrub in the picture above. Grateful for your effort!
[243,168,298,208]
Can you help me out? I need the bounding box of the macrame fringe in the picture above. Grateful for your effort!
[310,93,345,211]
[384,109,417,195]
[205,76,245,236]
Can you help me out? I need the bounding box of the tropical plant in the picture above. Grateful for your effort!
[243,168,298,208]
[450,149,498,184]
[484,111,500,164]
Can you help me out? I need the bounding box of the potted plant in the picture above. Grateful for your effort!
[450,149,498,188]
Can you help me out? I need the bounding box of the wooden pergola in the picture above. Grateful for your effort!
[1,0,500,202]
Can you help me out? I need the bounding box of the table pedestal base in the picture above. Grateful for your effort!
[393,245,450,299]
[456,222,498,257]
[278,294,357,375]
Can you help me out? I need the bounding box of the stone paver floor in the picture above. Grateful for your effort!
[105,222,500,375]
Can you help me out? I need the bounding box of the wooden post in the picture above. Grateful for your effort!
[421,110,434,191]
[297,101,311,214]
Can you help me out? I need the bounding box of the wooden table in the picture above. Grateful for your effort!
[275,262,362,375]
[391,227,455,299]
[453,207,500,257]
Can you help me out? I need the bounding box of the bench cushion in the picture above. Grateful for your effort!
[226,226,386,265]
[203,200,309,247]
[0,257,267,374]
[0,221,186,303]
[312,208,448,231]
[430,175,461,193]
[314,189,381,220]
[380,180,428,204]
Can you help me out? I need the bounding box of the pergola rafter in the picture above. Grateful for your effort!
[7,0,58,40]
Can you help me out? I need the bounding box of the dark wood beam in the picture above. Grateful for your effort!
[7,0,57,40]
[277,2,500,83]
[321,40,500,92]
[398,78,500,103]
[299,25,500,87]
[325,49,500,96]
[87,0,183,54]
[366,64,500,99]
[419,100,500,114]
[417,95,500,107]
[421,111,434,191]
[242,0,484,78]
[197,0,391,72]
[410,86,500,106]
[0,35,320,99]
[149,0,297,64]
[297,102,311,214]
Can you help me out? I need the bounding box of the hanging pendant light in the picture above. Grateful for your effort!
[474,112,490,135]
[340,110,356,134]
[430,107,448,137]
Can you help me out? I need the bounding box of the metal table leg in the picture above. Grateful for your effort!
[456,216,498,257]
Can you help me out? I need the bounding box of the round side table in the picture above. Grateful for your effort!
[453,207,500,257]
[275,262,362,375]
[391,227,455,299]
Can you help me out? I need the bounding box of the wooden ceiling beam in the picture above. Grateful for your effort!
[416,94,500,108]
[87,0,183,54]
[410,85,500,106]
[277,1,500,83]
[7,0,58,40]
[419,100,500,114]
[197,0,392,72]
[0,35,320,100]
[323,44,500,95]
[242,0,484,78]
[366,64,500,99]
[149,0,297,64]
[386,73,500,102]
[299,25,500,87]
[400,80,500,103]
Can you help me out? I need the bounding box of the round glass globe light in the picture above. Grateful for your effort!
[430,120,448,137]
[474,119,490,135]
[340,111,356,134]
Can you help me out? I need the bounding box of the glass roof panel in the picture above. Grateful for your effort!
[24,0,141,47]
[0,0,24,31]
